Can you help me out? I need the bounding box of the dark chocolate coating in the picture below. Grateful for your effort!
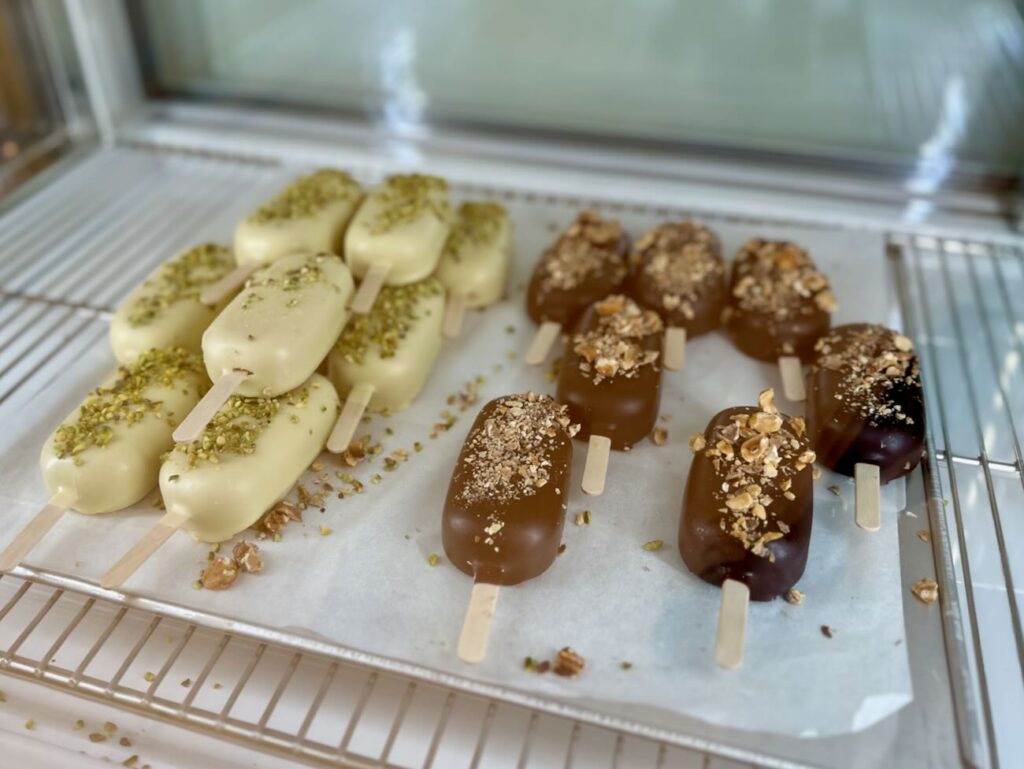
[556,301,663,450]
[806,324,925,483]
[679,407,813,601]
[442,395,573,586]
[629,223,726,338]
[724,240,832,362]
[526,214,629,328]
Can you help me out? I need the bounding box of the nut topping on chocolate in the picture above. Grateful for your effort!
[731,239,837,319]
[572,295,663,384]
[458,392,579,505]
[689,388,815,559]
[813,325,920,426]
[540,212,627,292]
[633,222,723,319]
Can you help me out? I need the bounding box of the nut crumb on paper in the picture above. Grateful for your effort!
[652,426,668,446]
[554,647,586,677]
[820,625,834,639]
[917,530,931,543]
[785,588,805,605]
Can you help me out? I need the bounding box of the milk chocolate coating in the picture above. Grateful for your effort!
[442,394,574,586]
[724,240,833,362]
[679,407,814,601]
[628,222,726,338]
[556,298,663,450]
[807,324,925,483]
[526,212,629,328]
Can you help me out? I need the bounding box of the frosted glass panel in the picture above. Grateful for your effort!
[132,0,1024,176]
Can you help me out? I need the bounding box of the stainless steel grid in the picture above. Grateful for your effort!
[0,143,1019,768]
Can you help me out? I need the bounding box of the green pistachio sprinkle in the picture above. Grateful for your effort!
[443,202,505,262]
[335,278,442,362]
[241,254,337,311]
[126,244,234,327]
[250,169,361,224]
[52,348,206,460]
[368,174,451,234]
[175,387,311,467]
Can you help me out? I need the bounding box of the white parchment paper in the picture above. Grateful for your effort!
[0,198,911,738]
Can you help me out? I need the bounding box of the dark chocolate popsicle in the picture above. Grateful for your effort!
[723,239,836,362]
[679,388,816,601]
[556,294,664,450]
[526,211,629,328]
[807,324,925,483]
[442,392,579,586]
[629,221,726,338]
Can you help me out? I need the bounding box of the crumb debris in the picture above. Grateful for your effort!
[199,556,239,590]
[912,578,939,605]
[573,510,592,526]
[827,485,841,496]
[553,647,586,677]
[917,530,931,543]
[619,661,633,671]
[785,588,805,605]
[252,500,301,539]
[642,539,663,551]
[820,625,834,639]
[427,553,440,567]
[89,732,107,743]
[652,426,668,446]
[24,719,35,730]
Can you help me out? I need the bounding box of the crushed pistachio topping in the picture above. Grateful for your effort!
[335,278,442,362]
[367,173,451,234]
[540,211,628,292]
[52,347,205,460]
[813,325,920,426]
[633,222,723,319]
[444,201,506,262]
[126,244,234,327]
[688,388,815,559]
[241,253,338,310]
[457,392,579,507]
[175,387,311,467]
[573,295,663,384]
[250,169,361,223]
[730,239,837,318]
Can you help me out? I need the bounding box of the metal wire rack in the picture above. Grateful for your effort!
[0,144,1020,768]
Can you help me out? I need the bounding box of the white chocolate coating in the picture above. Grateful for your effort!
[234,169,364,266]
[110,244,236,364]
[203,251,354,398]
[436,202,510,308]
[344,174,452,285]
[39,349,208,515]
[328,279,444,412]
[160,374,340,543]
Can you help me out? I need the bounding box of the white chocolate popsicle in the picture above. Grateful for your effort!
[40,348,209,514]
[203,251,354,398]
[344,174,452,287]
[328,278,445,413]
[436,202,510,309]
[160,374,340,542]
[109,244,236,365]
[234,169,364,266]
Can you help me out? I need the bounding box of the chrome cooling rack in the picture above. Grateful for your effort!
[0,145,1021,768]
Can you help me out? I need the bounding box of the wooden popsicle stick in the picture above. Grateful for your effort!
[525,321,561,366]
[100,510,188,589]
[778,356,806,402]
[349,263,389,314]
[664,326,687,371]
[0,501,67,572]
[172,368,251,443]
[457,580,500,664]
[581,434,612,496]
[199,262,259,306]
[714,578,750,670]
[442,292,466,339]
[854,462,882,532]
[327,382,376,453]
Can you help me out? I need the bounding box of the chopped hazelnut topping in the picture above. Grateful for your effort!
[252,500,302,538]
[540,211,627,292]
[652,426,668,446]
[912,578,939,605]
[731,239,836,319]
[784,587,805,605]
[232,541,263,573]
[813,325,921,427]
[633,221,723,317]
[200,557,239,590]
[572,295,663,384]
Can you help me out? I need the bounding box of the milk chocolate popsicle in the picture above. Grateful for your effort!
[679,388,816,668]
[807,324,925,531]
[524,212,628,365]
[629,221,726,370]
[556,294,663,495]
[723,239,837,401]
[442,392,579,663]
